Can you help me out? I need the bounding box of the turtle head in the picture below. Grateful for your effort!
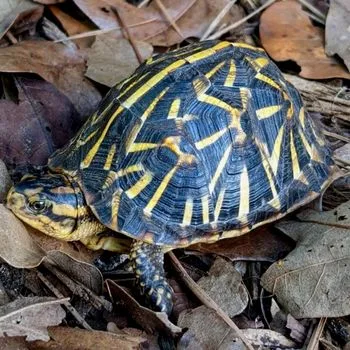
[6,173,86,240]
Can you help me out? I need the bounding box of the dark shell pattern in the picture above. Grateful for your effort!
[49,40,334,247]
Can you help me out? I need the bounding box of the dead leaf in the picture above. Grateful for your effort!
[0,337,28,350]
[0,76,83,166]
[0,40,101,117]
[73,0,196,43]
[29,326,147,349]
[0,297,66,341]
[197,258,248,318]
[0,204,45,269]
[261,203,350,318]
[85,36,153,87]
[326,0,350,72]
[0,160,12,203]
[150,0,244,47]
[334,144,350,164]
[48,5,95,48]
[286,314,306,343]
[0,0,43,40]
[241,329,297,348]
[190,227,294,262]
[106,280,182,336]
[260,0,350,79]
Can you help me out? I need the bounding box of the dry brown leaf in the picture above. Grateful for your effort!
[190,226,294,262]
[150,0,244,47]
[48,5,95,48]
[106,280,182,336]
[0,0,43,40]
[0,160,12,203]
[326,0,350,72]
[0,40,101,117]
[196,258,248,318]
[0,204,45,269]
[0,76,83,167]
[85,35,153,87]
[0,297,66,341]
[0,337,28,350]
[73,0,196,43]
[29,326,147,349]
[261,202,350,318]
[260,0,350,79]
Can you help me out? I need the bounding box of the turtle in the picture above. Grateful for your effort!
[6,40,335,315]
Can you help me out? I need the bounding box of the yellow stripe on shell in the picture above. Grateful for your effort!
[214,188,226,221]
[182,197,193,226]
[103,144,117,170]
[117,164,144,177]
[256,105,282,119]
[144,165,178,213]
[168,98,181,119]
[255,72,281,91]
[125,172,153,199]
[298,127,313,158]
[270,126,285,175]
[231,42,264,51]
[290,130,300,179]
[244,56,269,72]
[238,165,249,217]
[299,107,305,129]
[224,59,236,87]
[128,143,158,152]
[82,42,230,168]
[201,194,210,224]
[195,128,227,150]
[209,145,231,194]
[205,61,226,79]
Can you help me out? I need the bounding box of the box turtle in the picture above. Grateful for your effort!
[7,41,335,314]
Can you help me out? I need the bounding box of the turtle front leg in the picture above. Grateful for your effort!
[130,240,173,315]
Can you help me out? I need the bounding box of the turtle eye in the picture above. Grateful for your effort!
[28,200,47,213]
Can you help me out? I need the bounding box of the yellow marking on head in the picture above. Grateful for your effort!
[103,144,117,170]
[214,188,226,221]
[23,187,43,197]
[238,165,249,217]
[255,72,281,91]
[224,59,236,87]
[299,107,305,129]
[270,126,285,175]
[182,197,193,226]
[201,194,210,224]
[205,61,226,79]
[144,165,178,213]
[290,130,300,179]
[185,41,231,63]
[125,172,153,199]
[51,204,77,218]
[111,189,122,230]
[81,106,124,168]
[256,105,282,119]
[231,42,264,51]
[195,129,227,150]
[128,142,158,152]
[168,98,181,119]
[209,145,231,193]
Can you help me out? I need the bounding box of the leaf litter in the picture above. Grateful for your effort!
[0,0,349,348]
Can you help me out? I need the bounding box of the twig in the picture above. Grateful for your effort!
[305,11,325,25]
[200,0,237,41]
[54,19,156,43]
[110,6,143,65]
[168,252,255,350]
[138,0,152,8]
[5,30,17,44]
[307,317,327,350]
[37,271,93,331]
[323,130,350,143]
[207,0,276,40]
[298,0,326,20]
[154,0,184,40]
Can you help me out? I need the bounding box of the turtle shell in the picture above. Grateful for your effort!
[49,40,335,247]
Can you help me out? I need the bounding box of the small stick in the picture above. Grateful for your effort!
[307,317,327,350]
[154,0,184,40]
[110,6,143,65]
[168,252,255,350]
[5,31,17,44]
[323,130,350,143]
[207,0,276,40]
[200,0,237,41]
[138,0,151,8]
[37,271,93,331]
[298,0,326,20]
